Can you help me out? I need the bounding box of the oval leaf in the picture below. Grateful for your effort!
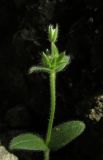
[49,120,85,151]
[9,133,48,151]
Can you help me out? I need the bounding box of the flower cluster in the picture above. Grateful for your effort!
[29,24,70,74]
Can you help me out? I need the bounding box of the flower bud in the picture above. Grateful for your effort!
[48,24,58,43]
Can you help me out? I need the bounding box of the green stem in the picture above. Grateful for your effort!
[44,149,50,160]
[51,42,54,56]
[44,71,56,160]
[46,71,56,145]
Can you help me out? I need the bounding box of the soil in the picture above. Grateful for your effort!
[0,0,103,160]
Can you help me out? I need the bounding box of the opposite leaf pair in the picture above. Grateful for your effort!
[10,121,85,151]
[42,45,70,72]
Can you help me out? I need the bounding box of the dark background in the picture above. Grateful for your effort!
[0,0,103,160]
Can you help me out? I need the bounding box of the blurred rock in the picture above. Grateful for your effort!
[88,95,103,121]
[0,146,18,160]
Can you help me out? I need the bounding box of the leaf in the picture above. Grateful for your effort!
[56,54,70,72]
[51,43,59,58]
[49,121,85,151]
[9,133,48,151]
[57,51,66,61]
[42,52,51,67]
[28,66,50,74]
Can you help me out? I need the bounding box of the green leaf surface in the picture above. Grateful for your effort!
[49,120,85,151]
[42,52,51,67]
[56,54,70,72]
[9,133,48,151]
[51,43,59,58]
[28,66,50,74]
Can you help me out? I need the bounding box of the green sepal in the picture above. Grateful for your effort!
[9,133,48,151]
[53,24,58,43]
[49,121,85,151]
[48,25,53,42]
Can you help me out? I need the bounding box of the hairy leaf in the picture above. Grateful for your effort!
[9,133,48,151]
[28,66,50,74]
[49,121,85,151]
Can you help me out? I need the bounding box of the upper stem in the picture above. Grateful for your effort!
[46,71,56,146]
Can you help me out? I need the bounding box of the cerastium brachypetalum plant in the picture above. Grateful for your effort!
[9,25,85,160]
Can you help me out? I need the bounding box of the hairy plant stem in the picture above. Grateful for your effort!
[44,71,56,160]
[44,149,50,160]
